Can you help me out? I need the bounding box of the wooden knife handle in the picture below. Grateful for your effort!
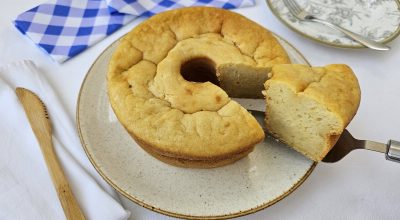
[40,138,86,220]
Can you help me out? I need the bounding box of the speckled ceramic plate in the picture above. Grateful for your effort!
[267,0,400,48]
[77,34,316,219]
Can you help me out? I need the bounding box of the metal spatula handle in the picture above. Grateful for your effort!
[386,140,400,162]
[364,139,400,162]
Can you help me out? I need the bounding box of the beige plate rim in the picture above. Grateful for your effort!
[266,0,400,49]
[76,33,317,219]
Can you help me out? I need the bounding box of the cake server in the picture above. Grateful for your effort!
[16,87,85,220]
[235,97,400,163]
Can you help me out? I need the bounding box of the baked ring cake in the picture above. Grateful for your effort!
[107,7,290,168]
[264,64,361,161]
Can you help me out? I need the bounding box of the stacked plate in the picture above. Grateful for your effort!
[267,0,400,48]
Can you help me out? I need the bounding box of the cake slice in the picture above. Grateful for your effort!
[263,64,361,161]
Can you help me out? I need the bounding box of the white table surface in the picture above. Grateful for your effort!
[1,0,400,219]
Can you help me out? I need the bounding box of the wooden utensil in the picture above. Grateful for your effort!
[16,87,85,220]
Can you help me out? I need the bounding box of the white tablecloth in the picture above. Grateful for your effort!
[1,0,399,219]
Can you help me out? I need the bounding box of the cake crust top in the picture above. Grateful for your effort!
[267,64,361,125]
[107,7,290,160]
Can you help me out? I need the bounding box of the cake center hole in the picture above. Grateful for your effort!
[181,57,219,86]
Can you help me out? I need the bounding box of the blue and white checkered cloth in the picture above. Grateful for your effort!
[14,0,255,63]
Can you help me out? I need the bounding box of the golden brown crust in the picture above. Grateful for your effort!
[267,64,361,125]
[132,133,254,168]
[127,125,257,162]
[306,64,361,125]
[108,7,290,167]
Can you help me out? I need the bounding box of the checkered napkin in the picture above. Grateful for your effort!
[14,0,255,63]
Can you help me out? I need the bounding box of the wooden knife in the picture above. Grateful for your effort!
[16,87,85,220]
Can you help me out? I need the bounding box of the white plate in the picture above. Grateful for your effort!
[77,34,316,219]
[267,0,400,48]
